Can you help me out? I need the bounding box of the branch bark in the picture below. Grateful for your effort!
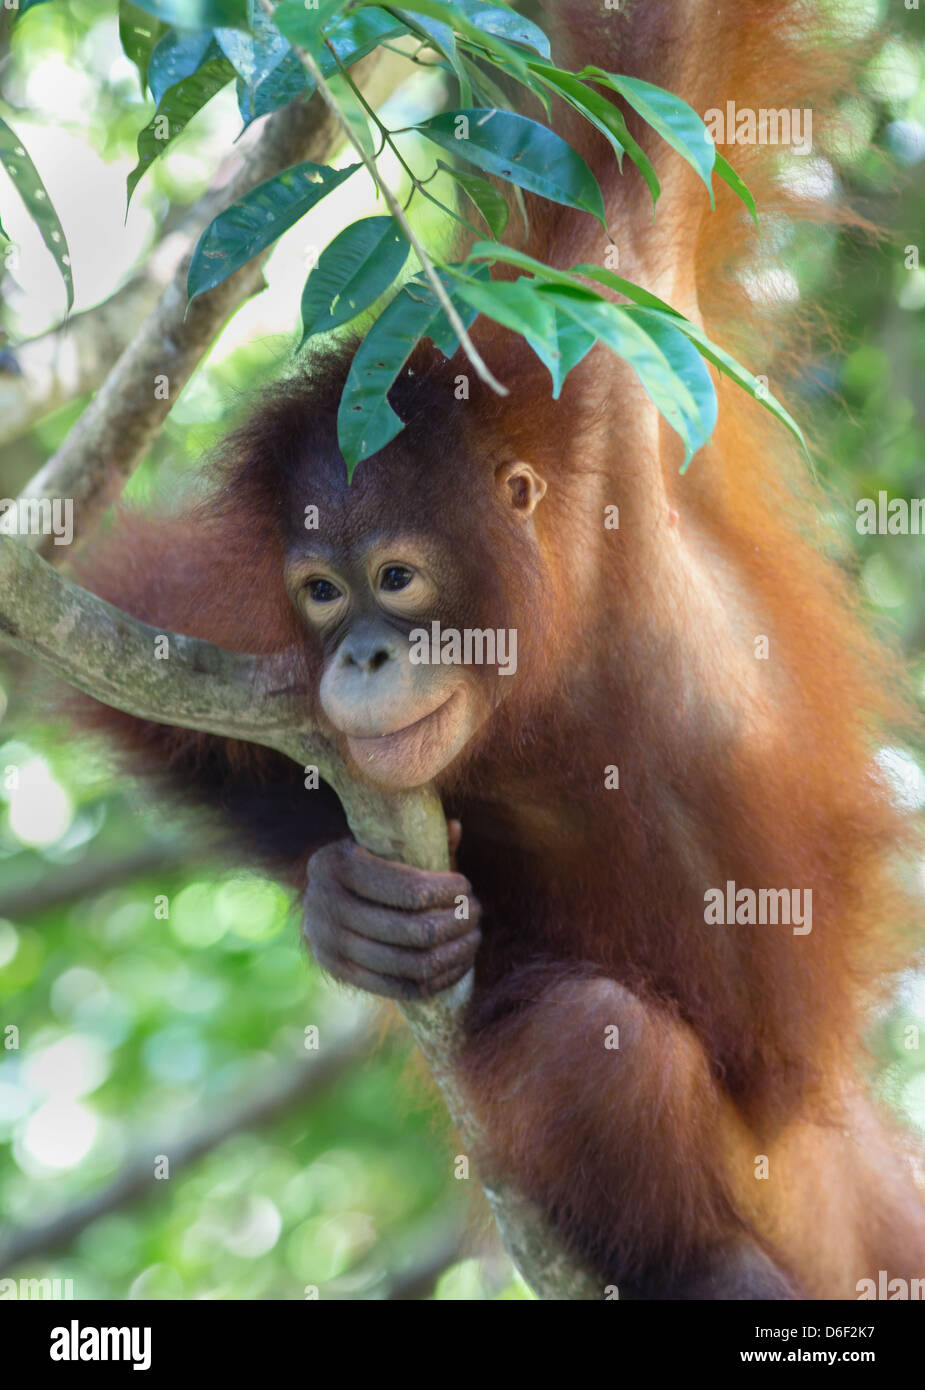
[0,531,599,1300]
[0,159,289,451]
[0,839,199,921]
[0,278,161,451]
[17,93,339,557]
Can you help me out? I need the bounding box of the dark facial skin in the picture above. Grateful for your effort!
[288,536,488,791]
[293,458,546,999]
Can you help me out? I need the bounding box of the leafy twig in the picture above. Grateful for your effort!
[257,0,507,397]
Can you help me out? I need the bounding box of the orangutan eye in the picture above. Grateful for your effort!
[380,565,414,593]
[306,578,342,604]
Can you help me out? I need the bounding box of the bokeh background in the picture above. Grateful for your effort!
[0,0,923,1300]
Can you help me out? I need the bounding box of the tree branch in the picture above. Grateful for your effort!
[0,278,160,451]
[0,839,199,921]
[323,1213,470,1300]
[0,160,288,452]
[0,531,599,1299]
[255,0,508,398]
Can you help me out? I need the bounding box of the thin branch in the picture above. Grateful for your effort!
[384,1223,468,1300]
[322,1213,470,1300]
[0,278,160,450]
[0,532,599,1299]
[335,58,485,240]
[256,0,507,398]
[0,840,200,921]
[0,170,280,450]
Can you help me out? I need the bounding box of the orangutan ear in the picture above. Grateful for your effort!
[496,461,547,518]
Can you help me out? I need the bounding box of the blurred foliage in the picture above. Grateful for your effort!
[0,0,924,1301]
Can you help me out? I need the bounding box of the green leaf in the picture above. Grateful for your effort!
[549,310,597,397]
[622,306,717,470]
[537,286,713,468]
[471,245,679,316]
[463,44,552,117]
[591,98,660,207]
[237,7,406,128]
[472,249,802,452]
[528,63,625,169]
[469,243,687,324]
[119,1,168,94]
[299,216,410,343]
[650,311,805,453]
[451,273,557,370]
[12,0,56,18]
[466,239,589,289]
[215,3,289,91]
[274,0,350,48]
[453,0,550,58]
[520,72,661,202]
[417,109,606,226]
[130,0,248,29]
[448,270,592,398]
[127,56,235,204]
[0,117,73,313]
[422,261,491,356]
[713,151,758,227]
[445,262,595,400]
[399,0,551,83]
[147,28,214,104]
[237,50,306,127]
[336,267,482,471]
[396,6,455,57]
[388,1,531,80]
[394,8,471,104]
[570,266,804,451]
[389,2,554,113]
[337,286,438,471]
[321,6,410,70]
[570,262,683,315]
[188,160,360,300]
[437,161,508,238]
[582,68,714,204]
[458,52,515,112]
